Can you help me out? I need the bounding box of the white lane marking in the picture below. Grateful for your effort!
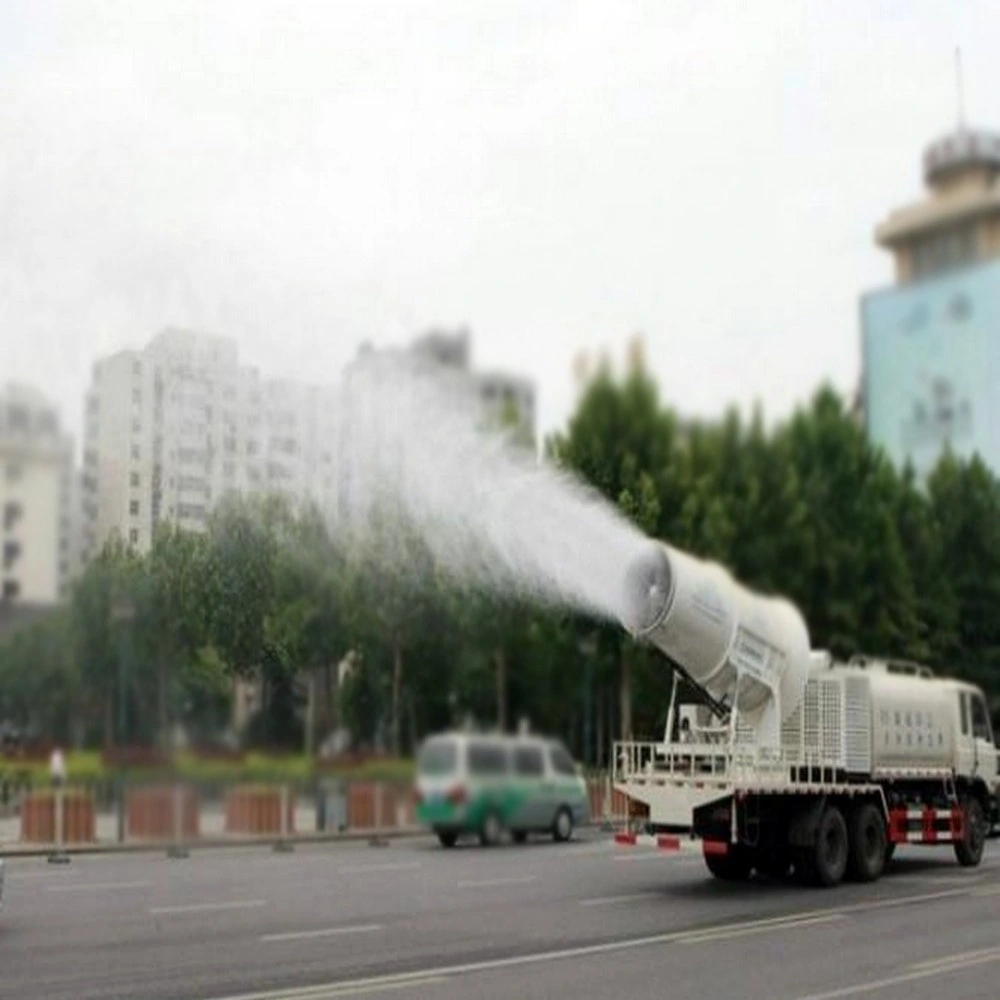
[794,947,1000,999]
[261,924,383,943]
[971,883,1000,896]
[201,885,988,1000]
[150,899,266,915]
[307,977,448,998]
[675,913,843,944]
[46,879,151,893]
[909,944,1000,971]
[7,870,81,881]
[456,875,537,888]
[337,862,422,875]
[202,906,865,1000]
[579,891,662,907]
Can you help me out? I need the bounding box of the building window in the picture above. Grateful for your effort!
[132,388,141,405]
[2,580,20,601]
[131,444,141,460]
[3,502,22,532]
[129,500,140,516]
[2,541,21,572]
[132,418,142,434]
[129,528,139,546]
[130,472,140,488]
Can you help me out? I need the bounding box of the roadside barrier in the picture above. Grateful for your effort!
[127,784,199,842]
[224,784,295,837]
[1,773,634,854]
[20,788,96,846]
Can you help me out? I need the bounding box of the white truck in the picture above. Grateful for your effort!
[612,540,1000,887]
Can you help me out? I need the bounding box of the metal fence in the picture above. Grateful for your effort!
[0,773,638,854]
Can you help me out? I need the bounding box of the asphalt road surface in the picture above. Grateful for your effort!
[1,832,999,1000]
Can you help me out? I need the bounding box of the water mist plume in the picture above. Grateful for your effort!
[328,351,651,625]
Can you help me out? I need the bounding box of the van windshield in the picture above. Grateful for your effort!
[418,739,458,776]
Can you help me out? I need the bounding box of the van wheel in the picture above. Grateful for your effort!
[437,830,458,848]
[479,811,503,847]
[810,804,849,887]
[553,807,574,843]
[955,796,987,867]
[846,802,887,883]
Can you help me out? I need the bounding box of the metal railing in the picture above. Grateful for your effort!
[612,739,850,790]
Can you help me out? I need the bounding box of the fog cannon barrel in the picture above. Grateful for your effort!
[620,540,811,722]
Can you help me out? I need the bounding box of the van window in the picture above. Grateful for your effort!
[549,743,577,777]
[513,745,544,778]
[467,742,508,776]
[417,739,457,776]
[960,694,970,736]
[970,694,993,742]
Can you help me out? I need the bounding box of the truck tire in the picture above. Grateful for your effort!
[704,843,752,881]
[955,796,987,867]
[846,802,887,883]
[437,830,458,848]
[810,804,849,887]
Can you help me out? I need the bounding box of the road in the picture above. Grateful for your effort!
[1,832,998,1000]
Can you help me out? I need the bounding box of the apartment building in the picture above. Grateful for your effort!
[0,383,77,603]
[82,328,339,557]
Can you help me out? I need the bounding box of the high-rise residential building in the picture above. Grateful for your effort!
[0,383,77,604]
[860,124,1000,480]
[373,326,537,442]
[82,328,339,558]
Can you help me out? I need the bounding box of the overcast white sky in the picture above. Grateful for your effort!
[2,0,996,451]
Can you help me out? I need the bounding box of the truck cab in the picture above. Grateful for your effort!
[950,680,1000,828]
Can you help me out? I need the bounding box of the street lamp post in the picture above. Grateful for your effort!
[578,632,598,768]
[111,596,135,845]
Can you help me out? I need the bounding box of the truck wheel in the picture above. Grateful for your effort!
[955,796,987,867]
[811,804,849,887]
[846,802,887,883]
[437,830,458,848]
[704,843,752,881]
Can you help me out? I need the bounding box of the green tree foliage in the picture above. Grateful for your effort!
[3,348,1000,756]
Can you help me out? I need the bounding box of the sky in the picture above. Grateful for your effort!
[2,0,997,454]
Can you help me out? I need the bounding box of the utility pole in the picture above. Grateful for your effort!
[111,595,135,845]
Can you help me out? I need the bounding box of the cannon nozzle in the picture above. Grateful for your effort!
[621,543,674,637]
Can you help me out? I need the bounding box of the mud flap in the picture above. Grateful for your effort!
[787,796,827,848]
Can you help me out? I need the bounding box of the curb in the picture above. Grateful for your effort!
[0,821,620,859]
[0,827,428,859]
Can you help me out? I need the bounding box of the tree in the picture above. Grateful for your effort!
[548,342,677,743]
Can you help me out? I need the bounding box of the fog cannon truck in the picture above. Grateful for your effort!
[611,540,999,887]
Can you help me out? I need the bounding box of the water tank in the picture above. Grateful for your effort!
[863,668,957,772]
[620,541,812,721]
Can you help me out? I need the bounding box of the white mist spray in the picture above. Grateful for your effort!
[328,350,651,625]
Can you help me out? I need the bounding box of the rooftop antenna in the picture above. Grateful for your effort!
[955,46,966,129]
